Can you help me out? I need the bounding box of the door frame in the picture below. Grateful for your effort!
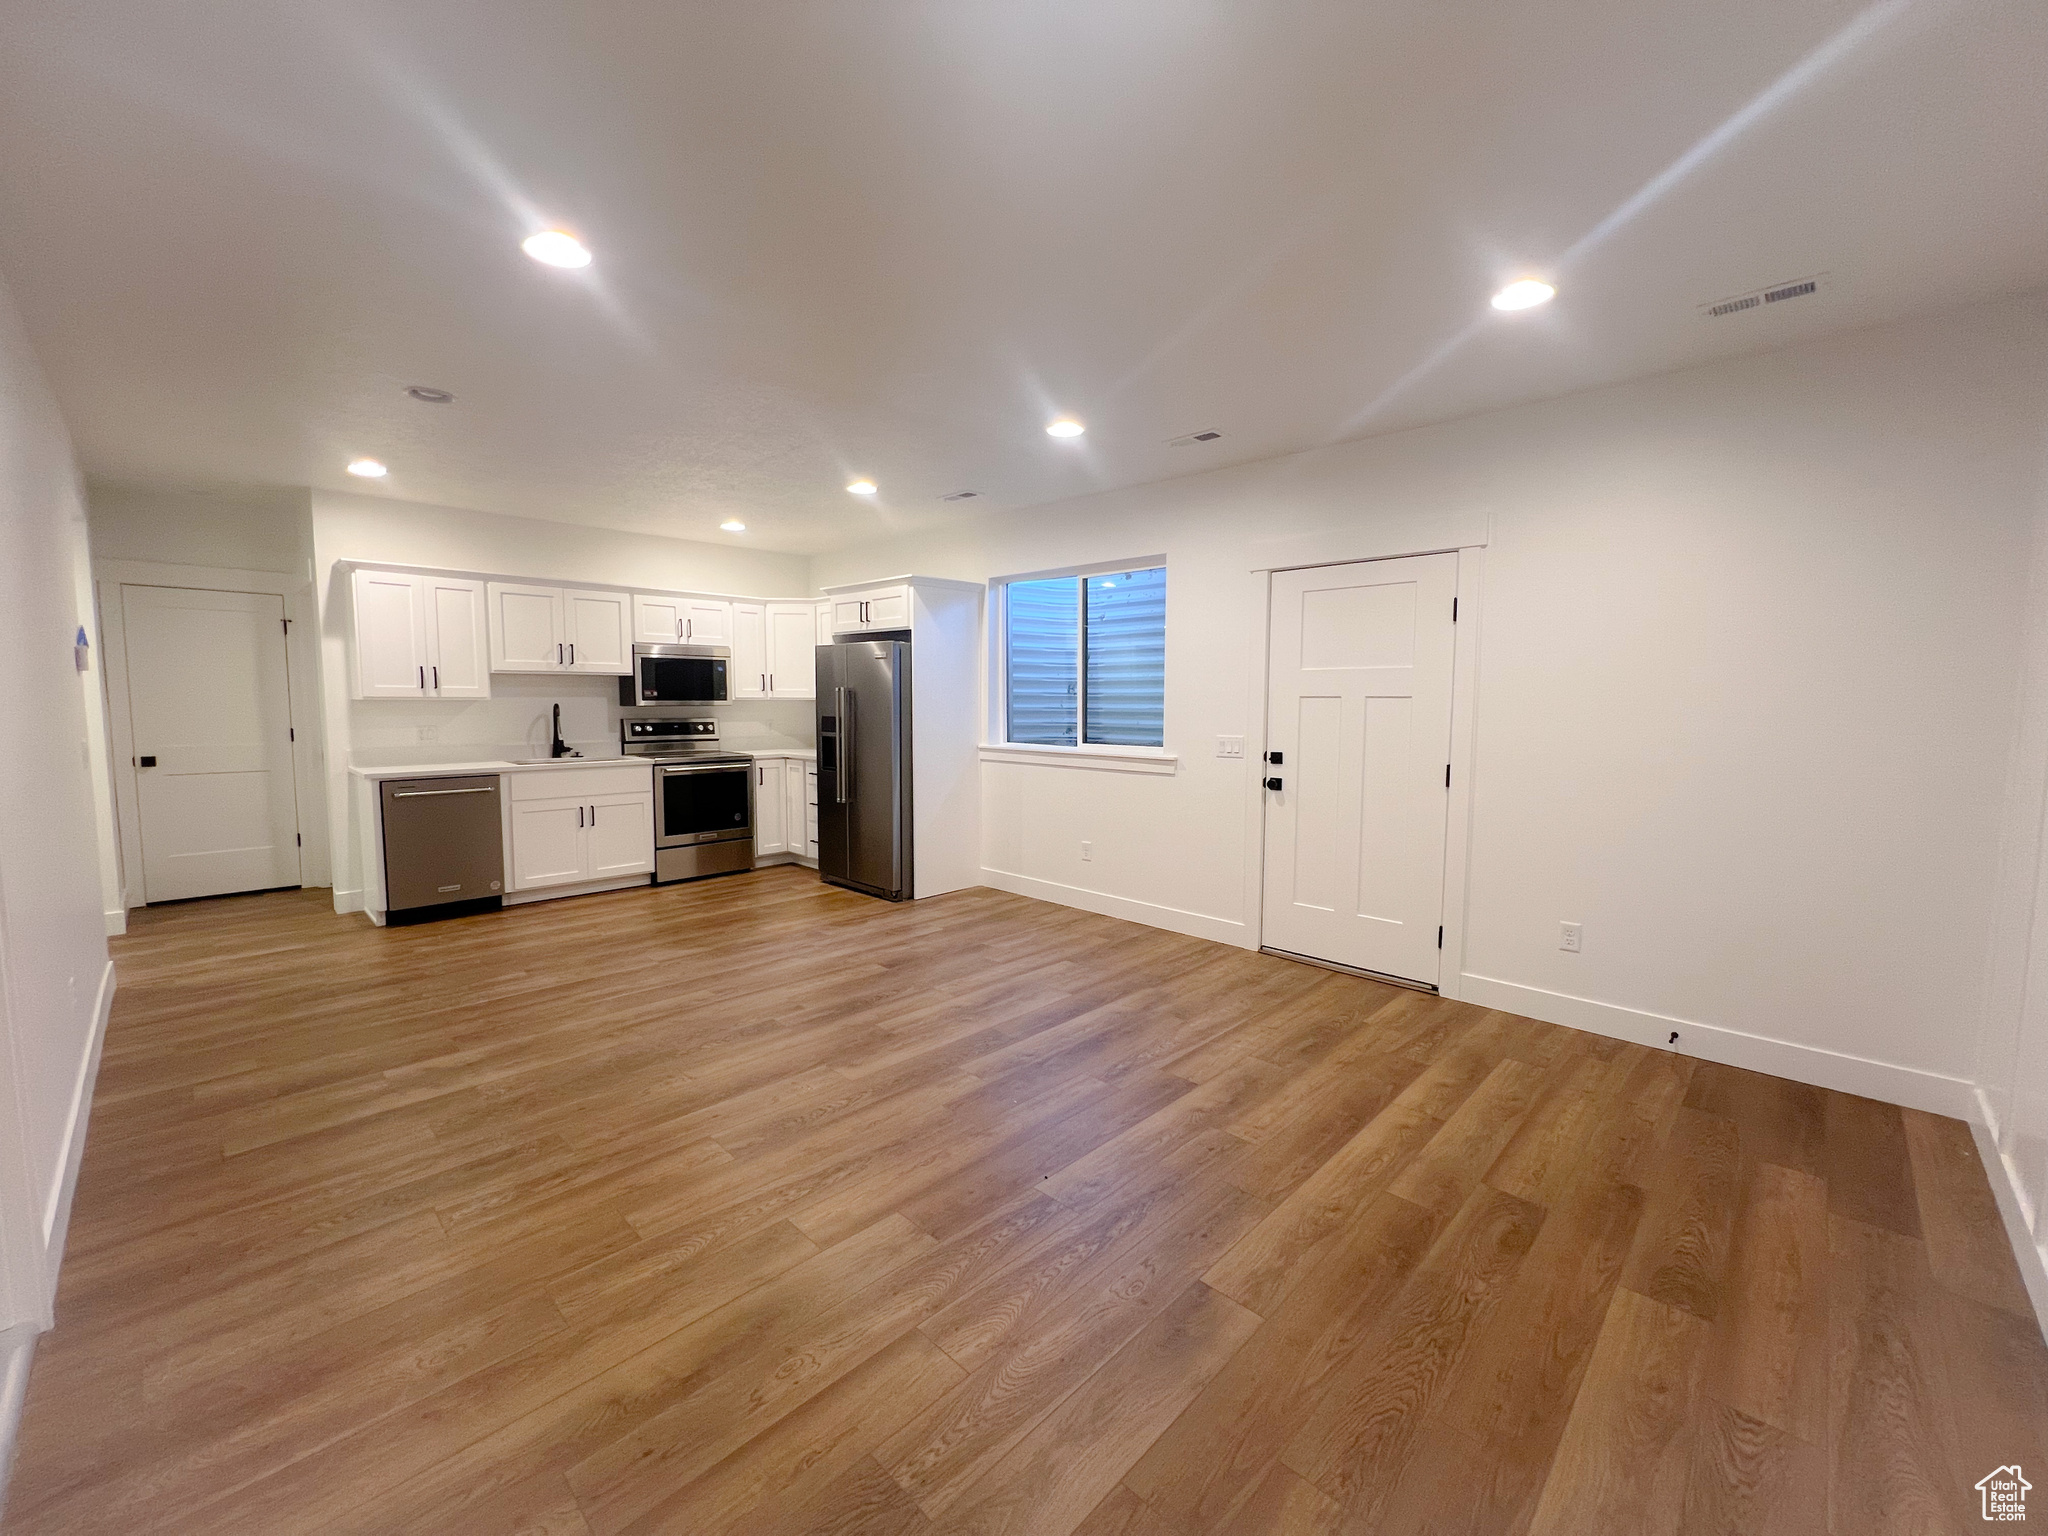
[95,560,325,910]
[1242,526,1487,1000]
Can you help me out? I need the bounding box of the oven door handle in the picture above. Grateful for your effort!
[660,762,747,776]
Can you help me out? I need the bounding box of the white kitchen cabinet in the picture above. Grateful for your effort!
[754,757,787,856]
[828,584,912,636]
[788,762,808,858]
[506,767,655,891]
[424,576,491,698]
[563,588,632,674]
[488,582,565,672]
[816,601,832,648]
[766,602,818,698]
[351,568,491,700]
[681,597,733,645]
[804,763,818,859]
[632,593,685,644]
[587,792,655,878]
[732,602,768,699]
[507,799,588,889]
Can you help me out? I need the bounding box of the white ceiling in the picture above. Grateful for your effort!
[1,0,2042,553]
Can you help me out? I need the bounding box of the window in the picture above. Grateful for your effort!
[1003,565,1165,747]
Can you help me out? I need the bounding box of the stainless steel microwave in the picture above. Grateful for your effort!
[620,643,730,706]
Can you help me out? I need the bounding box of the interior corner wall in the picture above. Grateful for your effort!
[812,288,2048,1114]
[0,265,117,1334]
[308,489,816,909]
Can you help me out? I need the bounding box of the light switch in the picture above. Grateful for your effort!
[1216,736,1245,759]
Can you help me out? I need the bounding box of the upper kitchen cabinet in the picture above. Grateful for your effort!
[488,582,562,672]
[350,568,490,700]
[487,583,632,674]
[563,589,632,673]
[632,593,733,646]
[733,601,820,699]
[828,583,912,636]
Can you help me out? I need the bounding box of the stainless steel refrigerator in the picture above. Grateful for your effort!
[816,639,913,900]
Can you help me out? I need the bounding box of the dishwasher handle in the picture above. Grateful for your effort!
[390,786,499,798]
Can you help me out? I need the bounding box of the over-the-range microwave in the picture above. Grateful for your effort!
[620,643,730,706]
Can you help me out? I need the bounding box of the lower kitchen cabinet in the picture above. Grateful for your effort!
[754,757,788,857]
[506,766,655,892]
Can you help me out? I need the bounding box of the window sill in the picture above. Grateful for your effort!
[978,743,1179,775]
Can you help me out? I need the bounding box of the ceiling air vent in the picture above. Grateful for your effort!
[941,490,979,502]
[1700,273,1827,319]
[1168,430,1223,447]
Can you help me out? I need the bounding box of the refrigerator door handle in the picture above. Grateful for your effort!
[834,686,851,804]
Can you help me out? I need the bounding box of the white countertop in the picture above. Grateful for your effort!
[348,757,650,782]
[744,748,817,761]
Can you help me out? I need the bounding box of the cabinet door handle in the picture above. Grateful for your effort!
[418,665,425,690]
[431,665,438,690]
[569,642,575,666]
[590,804,596,823]
[578,805,584,828]
[757,765,764,785]
[685,618,693,640]
[557,643,563,665]
[767,673,773,693]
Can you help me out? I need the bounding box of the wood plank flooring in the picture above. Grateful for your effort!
[8,869,2043,1534]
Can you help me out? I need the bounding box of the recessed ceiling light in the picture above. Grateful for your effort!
[345,458,388,478]
[846,480,878,495]
[1490,278,1555,312]
[406,385,455,405]
[521,230,592,268]
[720,519,746,532]
[1046,417,1086,439]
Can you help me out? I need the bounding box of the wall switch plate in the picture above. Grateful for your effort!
[417,726,439,744]
[1560,921,1582,953]
[1080,840,1093,861]
[1216,736,1245,759]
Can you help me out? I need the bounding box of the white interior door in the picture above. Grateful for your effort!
[123,585,301,903]
[1261,553,1457,986]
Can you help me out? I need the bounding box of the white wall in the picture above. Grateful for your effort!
[309,489,815,906]
[87,482,311,575]
[0,266,118,1351]
[815,290,2048,1114]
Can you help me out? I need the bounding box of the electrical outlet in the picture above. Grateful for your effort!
[1216,735,1245,759]
[1080,840,1093,862]
[416,726,439,744]
[1560,921,1582,953]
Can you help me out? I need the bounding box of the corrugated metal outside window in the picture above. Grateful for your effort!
[1003,566,1164,748]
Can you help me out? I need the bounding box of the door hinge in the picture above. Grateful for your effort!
[282,617,290,633]
[296,833,302,847]
[1451,598,1457,622]
[1445,763,1451,788]
[289,727,295,742]
[1438,925,1444,948]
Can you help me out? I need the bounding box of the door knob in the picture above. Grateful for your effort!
[1263,777,1283,791]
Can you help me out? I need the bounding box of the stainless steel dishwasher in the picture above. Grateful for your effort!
[379,775,505,923]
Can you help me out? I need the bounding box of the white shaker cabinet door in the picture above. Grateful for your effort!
[586,792,654,878]
[731,603,768,698]
[508,798,587,888]
[633,593,686,644]
[352,569,428,699]
[766,602,819,698]
[564,588,633,674]
[424,576,491,698]
[681,597,733,645]
[753,757,787,856]
[489,583,564,672]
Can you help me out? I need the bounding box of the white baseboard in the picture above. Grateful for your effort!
[1458,972,1977,1118]
[1968,1090,2048,1340]
[43,958,114,1283]
[0,1322,38,1522]
[504,875,650,907]
[101,908,125,937]
[981,867,1252,948]
[332,887,364,915]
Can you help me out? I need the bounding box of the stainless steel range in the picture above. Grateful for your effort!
[621,718,755,884]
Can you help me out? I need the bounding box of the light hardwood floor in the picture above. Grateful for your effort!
[8,868,2044,1534]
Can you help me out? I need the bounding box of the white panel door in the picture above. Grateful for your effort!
[508,799,588,889]
[586,793,654,878]
[731,602,768,698]
[766,602,818,698]
[351,569,427,698]
[489,583,564,672]
[564,588,632,673]
[634,593,686,644]
[424,576,490,698]
[124,585,302,902]
[1261,553,1457,986]
[681,597,733,645]
[754,757,787,855]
